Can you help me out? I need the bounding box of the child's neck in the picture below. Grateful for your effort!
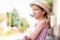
[38,16,45,22]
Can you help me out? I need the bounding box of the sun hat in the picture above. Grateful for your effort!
[30,0,50,14]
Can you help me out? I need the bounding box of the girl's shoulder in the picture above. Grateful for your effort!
[35,18,49,28]
[38,19,48,25]
[37,19,49,28]
[42,19,48,23]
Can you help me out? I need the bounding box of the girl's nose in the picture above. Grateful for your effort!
[33,11,35,15]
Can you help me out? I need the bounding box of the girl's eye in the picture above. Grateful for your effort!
[33,9,38,11]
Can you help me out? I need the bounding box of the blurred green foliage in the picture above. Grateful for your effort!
[46,0,53,12]
[7,8,20,27]
[11,9,20,27]
[0,30,13,36]
[18,17,29,32]
[6,8,30,32]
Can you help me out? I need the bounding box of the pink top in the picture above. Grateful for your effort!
[35,22,49,40]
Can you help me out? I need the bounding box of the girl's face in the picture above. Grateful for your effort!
[31,5,45,19]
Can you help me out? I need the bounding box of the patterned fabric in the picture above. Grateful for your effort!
[36,26,49,40]
[35,23,49,40]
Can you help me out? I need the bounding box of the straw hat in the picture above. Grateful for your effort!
[30,0,50,14]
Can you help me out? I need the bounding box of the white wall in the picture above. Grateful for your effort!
[54,0,60,38]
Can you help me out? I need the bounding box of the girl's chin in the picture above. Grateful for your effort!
[34,17,39,19]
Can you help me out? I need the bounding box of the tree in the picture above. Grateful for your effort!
[6,8,20,27]
[18,17,30,32]
[11,8,20,27]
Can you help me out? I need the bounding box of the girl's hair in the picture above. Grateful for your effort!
[44,12,51,28]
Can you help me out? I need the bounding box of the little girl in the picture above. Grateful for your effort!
[23,0,50,40]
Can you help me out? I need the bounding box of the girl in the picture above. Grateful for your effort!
[23,0,50,40]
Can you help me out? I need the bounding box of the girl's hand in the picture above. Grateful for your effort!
[23,36,31,40]
[23,36,27,40]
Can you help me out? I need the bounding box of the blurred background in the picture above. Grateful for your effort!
[0,0,60,40]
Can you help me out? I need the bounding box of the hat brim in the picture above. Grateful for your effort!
[30,3,49,14]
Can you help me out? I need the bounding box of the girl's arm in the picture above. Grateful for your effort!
[23,20,48,40]
[29,20,48,40]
